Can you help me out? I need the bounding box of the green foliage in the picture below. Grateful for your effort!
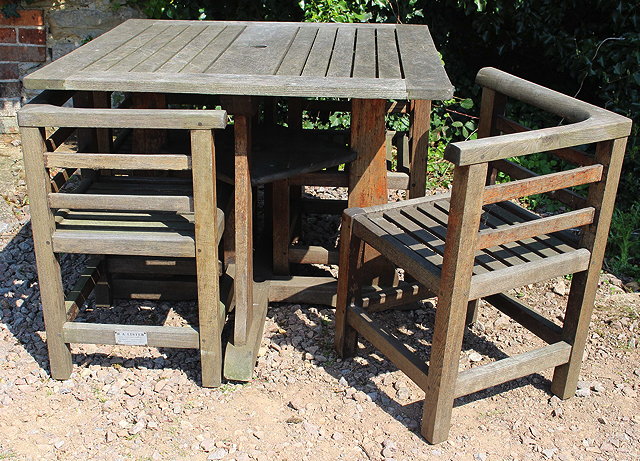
[606,201,640,280]
[125,0,303,21]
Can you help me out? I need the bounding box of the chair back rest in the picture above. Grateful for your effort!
[443,68,631,261]
[18,91,227,215]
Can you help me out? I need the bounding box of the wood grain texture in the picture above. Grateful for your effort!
[475,207,595,250]
[18,105,227,129]
[63,322,200,348]
[20,126,73,379]
[271,179,290,275]
[482,164,603,205]
[191,129,223,387]
[454,342,571,398]
[445,68,631,166]
[408,100,431,198]
[422,163,487,444]
[552,137,628,399]
[233,108,253,346]
[45,153,192,171]
[23,20,454,100]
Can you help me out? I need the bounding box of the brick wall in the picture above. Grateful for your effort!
[0,7,46,132]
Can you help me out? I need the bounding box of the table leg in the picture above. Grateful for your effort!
[408,99,431,199]
[349,99,387,207]
[349,99,393,285]
[233,110,253,347]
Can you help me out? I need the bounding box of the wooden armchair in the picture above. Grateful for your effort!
[335,68,632,443]
[18,92,228,387]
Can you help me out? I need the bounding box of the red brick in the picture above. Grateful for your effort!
[0,80,20,98]
[0,62,18,79]
[0,44,46,62]
[18,27,44,45]
[0,9,43,27]
[0,27,15,43]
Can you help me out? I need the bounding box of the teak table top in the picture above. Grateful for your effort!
[24,19,454,100]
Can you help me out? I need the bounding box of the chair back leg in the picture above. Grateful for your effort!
[551,137,627,398]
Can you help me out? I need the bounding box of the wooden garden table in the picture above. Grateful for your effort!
[24,18,453,380]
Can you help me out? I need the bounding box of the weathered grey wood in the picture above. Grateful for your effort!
[475,207,595,250]
[408,100,431,198]
[422,163,488,444]
[65,257,102,321]
[20,126,73,380]
[494,116,597,166]
[482,164,603,205]
[181,24,246,73]
[233,108,253,346]
[159,23,225,72]
[45,153,192,171]
[107,256,197,275]
[214,23,298,75]
[63,322,200,348]
[49,193,193,213]
[84,22,170,72]
[326,28,355,78]
[288,246,339,265]
[492,159,587,209]
[52,229,196,258]
[18,106,227,130]
[224,281,269,381]
[191,128,223,387]
[302,26,337,77]
[484,293,562,344]
[348,306,428,390]
[376,28,402,79]
[552,137,628,399]
[454,342,571,398]
[268,276,337,306]
[277,27,318,76]
[132,24,206,73]
[445,69,631,166]
[361,282,434,312]
[469,249,591,300]
[395,25,454,99]
[352,27,376,78]
[24,20,454,101]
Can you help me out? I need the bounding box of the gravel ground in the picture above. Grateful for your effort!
[0,134,639,460]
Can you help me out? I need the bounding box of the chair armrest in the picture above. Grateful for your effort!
[18,104,227,130]
[444,68,632,166]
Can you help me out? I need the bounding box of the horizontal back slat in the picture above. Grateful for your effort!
[493,159,587,209]
[48,193,194,213]
[18,106,227,130]
[475,207,595,250]
[45,153,192,171]
[483,164,602,205]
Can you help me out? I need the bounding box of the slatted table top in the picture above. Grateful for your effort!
[24,19,454,100]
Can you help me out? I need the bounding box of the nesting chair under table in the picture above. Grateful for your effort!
[18,91,228,387]
[335,68,632,443]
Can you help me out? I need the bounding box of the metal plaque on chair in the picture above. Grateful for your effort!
[114,331,148,346]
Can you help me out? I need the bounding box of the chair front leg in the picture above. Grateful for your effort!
[335,210,365,358]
